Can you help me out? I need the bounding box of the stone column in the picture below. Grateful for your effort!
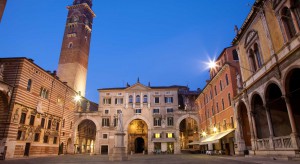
[234,104,246,155]
[264,105,274,149]
[283,96,300,149]
[244,95,256,151]
[94,130,100,154]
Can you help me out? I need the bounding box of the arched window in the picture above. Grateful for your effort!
[68,42,73,48]
[282,7,297,40]
[27,79,32,91]
[232,49,239,60]
[129,95,133,103]
[214,86,217,95]
[254,43,263,68]
[292,0,300,28]
[249,49,257,72]
[219,80,223,91]
[225,74,229,86]
[228,93,232,106]
[136,95,140,103]
[143,95,148,103]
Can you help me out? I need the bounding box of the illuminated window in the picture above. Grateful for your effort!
[167,133,174,138]
[155,133,161,138]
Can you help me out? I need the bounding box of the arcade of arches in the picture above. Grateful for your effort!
[179,117,199,150]
[128,119,148,154]
[75,120,96,154]
[236,68,300,153]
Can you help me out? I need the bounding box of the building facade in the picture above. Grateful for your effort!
[233,0,300,157]
[194,46,241,155]
[0,0,6,22]
[57,0,95,97]
[0,58,82,158]
[73,82,200,155]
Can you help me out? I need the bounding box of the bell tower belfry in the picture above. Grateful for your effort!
[57,0,95,96]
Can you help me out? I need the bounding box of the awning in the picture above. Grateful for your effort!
[201,129,235,144]
[187,141,202,145]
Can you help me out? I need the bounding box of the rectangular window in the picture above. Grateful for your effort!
[216,103,219,113]
[103,98,111,105]
[47,120,52,129]
[212,106,214,115]
[41,118,45,128]
[114,117,118,127]
[115,98,123,105]
[231,117,234,128]
[228,93,232,106]
[17,131,22,140]
[56,122,60,131]
[135,109,141,114]
[222,99,225,110]
[154,118,161,126]
[214,86,217,95]
[153,109,159,114]
[154,97,159,104]
[53,137,57,144]
[167,133,174,138]
[223,120,227,130]
[27,79,32,91]
[43,135,49,143]
[34,133,40,142]
[102,118,110,127]
[167,108,173,113]
[167,117,174,126]
[104,109,109,114]
[164,97,173,103]
[29,115,35,126]
[103,133,108,139]
[155,133,161,138]
[20,113,26,124]
[40,87,49,99]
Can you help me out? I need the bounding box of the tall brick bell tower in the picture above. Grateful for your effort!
[57,0,95,97]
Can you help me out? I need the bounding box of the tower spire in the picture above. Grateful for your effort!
[57,0,95,97]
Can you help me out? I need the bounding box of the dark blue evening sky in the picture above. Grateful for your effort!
[0,0,254,102]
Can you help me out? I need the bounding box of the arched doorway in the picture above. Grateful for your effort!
[251,94,269,139]
[66,138,72,154]
[238,102,251,148]
[266,83,291,137]
[76,119,96,154]
[135,137,145,153]
[128,119,148,154]
[179,117,198,150]
[285,68,300,133]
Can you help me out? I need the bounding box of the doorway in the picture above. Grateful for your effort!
[24,143,30,156]
[135,137,144,153]
[101,145,108,155]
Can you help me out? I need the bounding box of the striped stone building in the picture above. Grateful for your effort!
[0,58,84,158]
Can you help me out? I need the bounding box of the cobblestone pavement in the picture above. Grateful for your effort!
[0,154,299,164]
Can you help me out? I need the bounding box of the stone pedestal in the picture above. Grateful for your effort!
[109,132,129,161]
[109,147,128,161]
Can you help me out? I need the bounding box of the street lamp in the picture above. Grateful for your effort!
[213,127,217,133]
[201,131,207,137]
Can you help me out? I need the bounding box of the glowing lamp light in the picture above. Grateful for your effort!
[208,60,217,69]
[202,131,207,137]
[213,127,217,133]
[74,95,81,102]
